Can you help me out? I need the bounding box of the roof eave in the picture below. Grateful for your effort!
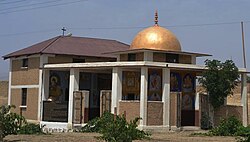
[104,48,212,57]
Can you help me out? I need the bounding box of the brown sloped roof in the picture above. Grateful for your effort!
[3,36,129,59]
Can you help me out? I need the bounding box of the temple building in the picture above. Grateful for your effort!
[3,12,248,132]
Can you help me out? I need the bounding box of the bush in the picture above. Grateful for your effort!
[0,105,26,139]
[18,123,45,135]
[209,116,242,136]
[81,112,150,142]
[192,116,250,141]
[81,112,112,133]
[235,126,250,142]
[0,105,46,141]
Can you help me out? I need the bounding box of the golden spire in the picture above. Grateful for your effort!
[154,10,158,26]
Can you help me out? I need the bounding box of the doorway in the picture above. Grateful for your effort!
[79,72,112,120]
[181,93,195,126]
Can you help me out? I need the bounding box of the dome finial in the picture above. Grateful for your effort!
[154,10,158,26]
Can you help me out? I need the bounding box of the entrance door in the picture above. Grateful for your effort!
[181,93,195,126]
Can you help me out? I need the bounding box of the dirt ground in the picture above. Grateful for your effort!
[4,131,237,142]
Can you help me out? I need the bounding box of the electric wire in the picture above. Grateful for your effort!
[0,21,250,37]
[0,0,86,14]
[0,0,63,11]
[0,0,26,5]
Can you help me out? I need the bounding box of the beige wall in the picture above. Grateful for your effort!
[119,101,140,122]
[11,88,39,120]
[147,101,163,125]
[11,57,40,85]
[214,105,243,126]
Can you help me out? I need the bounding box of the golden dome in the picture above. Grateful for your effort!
[130,11,181,51]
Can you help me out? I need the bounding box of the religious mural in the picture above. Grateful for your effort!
[170,72,182,92]
[181,73,195,110]
[181,93,195,110]
[49,71,69,102]
[148,69,162,101]
[183,74,195,92]
[122,71,140,100]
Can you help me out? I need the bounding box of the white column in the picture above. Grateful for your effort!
[139,67,148,127]
[7,58,12,105]
[41,70,50,101]
[40,69,49,121]
[195,93,200,110]
[68,68,79,129]
[241,73,248,126]
[162,68,170,128]
[111,67,122,114]
[38,55,48,121]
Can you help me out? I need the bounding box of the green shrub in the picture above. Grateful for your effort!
[192,116,250,141]
[82,112,150,142]
[235,126,250,137]
[0,105,26,139]
[209,116,242,136]
[81,112,113,133]
[0,105,46,141]
[18,123,45,135]
[235,126,250,142]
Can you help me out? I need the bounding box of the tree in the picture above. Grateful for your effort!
[199,59,239,109]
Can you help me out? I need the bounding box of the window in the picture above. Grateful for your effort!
[21,88,27,106]
[166,53,179,63]
[128,53,136,61]
[22,58,28,68]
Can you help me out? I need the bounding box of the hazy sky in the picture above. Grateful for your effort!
[0,0,249,80]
